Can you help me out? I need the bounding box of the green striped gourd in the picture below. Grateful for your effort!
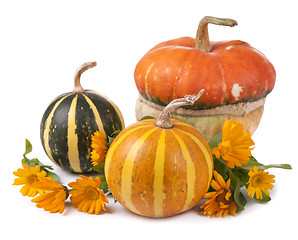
[105,90,213,218]
[40,62,124,173]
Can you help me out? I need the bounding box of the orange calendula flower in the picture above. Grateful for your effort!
[200,171,237,218]
[212,120,255,168]
[68,175,109,214]
[247,166,275,200]
[31,177,67,214]
[91,131,108,166]
[13,164,47,197]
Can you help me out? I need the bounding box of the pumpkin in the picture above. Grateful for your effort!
[40,62,124,173]
[105,90,213,218]
[134,16,276,141]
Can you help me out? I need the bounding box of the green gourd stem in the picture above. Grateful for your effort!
[155,89,204,129]
[195,16,238,52]
[73,61,97,93]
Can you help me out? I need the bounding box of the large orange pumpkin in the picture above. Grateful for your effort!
[105,91,213,218]
[135,16,275,108]
[134,16,276,141]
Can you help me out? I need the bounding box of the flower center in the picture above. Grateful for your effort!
[216,189,232,206]
[219,140,232,156]
[27,174,38,184]
[84,186,100,200]
[251,175,263,187]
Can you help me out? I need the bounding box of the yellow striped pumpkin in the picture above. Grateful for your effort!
[40,62,124,173]
[105,91,213,218]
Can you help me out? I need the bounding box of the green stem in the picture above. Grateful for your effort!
[241,163,292,171]
[63,186,70,200]
[260,164,292,170]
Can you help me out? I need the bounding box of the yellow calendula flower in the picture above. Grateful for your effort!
[31,177,67,214]
[212,120,255,168]
[91,131,108,166]
[200,171,237,218]
[247,166,275,200]
[13,164,47,197]
[68,175,109,214]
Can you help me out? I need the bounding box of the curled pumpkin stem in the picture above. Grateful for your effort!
[195,16,238,52]
[155,89,204,129]
[73,61,97,93]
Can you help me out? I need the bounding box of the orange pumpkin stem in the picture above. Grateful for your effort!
[195,16,238,52]
[156,89,204,129]
[73,61,97,93]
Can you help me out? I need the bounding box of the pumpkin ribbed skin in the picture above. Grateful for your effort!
[40,90,124,173]
[105,119,213,218]
[134,38,276,109]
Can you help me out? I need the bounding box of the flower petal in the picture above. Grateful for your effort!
[213,171,226,189]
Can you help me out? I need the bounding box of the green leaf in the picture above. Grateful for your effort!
[241,156,264,171]
[233,182,247,211]
[230,167,250,188]
[139,116,155,121]
[40,165,54,171]
[99,175,109,194]
[107,130,122,147]
[30,158,41,166]
[93,161,105,174]
[255,192,271,203]
[241,156,292,171]
[21,139,61,183]
[213,157,229,181]
[107,135,115,147]
[111,130,122,138]
[45,171,60,183]
[24,139,33,156]
[21,157,30,166]
[208,133,222,150]
[228,169,241,192]
[261,164,292,170]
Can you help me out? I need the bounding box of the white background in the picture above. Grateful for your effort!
[1,0,297,239]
